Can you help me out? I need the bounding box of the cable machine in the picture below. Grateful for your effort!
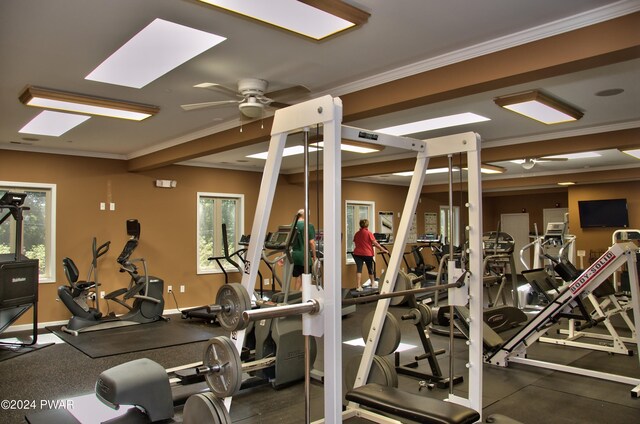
[233,96,484,422]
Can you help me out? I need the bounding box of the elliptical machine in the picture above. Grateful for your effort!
[58,219,166,335]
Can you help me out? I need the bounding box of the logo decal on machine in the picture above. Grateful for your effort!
[358,131,378,141]
[569,250,616,295]
[244,260,251,275]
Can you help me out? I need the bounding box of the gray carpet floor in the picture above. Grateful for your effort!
[1,297,639,424]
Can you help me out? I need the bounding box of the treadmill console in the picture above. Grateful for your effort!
[373,233,392,244]
[544,222,565,241]
[0,192,27,207]
[238,234,251,246]
[482,231,515,255]
[417,233,441,244]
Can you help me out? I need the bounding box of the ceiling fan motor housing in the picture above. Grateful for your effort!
[237,78,268,97]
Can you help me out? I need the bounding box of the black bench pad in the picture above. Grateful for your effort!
[346,383,480,424]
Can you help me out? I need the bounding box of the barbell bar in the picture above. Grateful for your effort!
[215,270,467,331]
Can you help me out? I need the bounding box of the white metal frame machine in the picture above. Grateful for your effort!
[234,95,485,422]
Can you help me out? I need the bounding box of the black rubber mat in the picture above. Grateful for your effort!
[47,318,225,358]
[482,384,640,424]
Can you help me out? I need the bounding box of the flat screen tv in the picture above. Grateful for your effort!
[578,198,629,228]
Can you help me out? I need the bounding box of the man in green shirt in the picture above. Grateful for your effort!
[291,209,317,291]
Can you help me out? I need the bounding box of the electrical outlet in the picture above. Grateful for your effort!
[100,202,106,211]
[167,285,173,293]
[109,202,116,211]
[264,278,270,286]
[180,285,185,293]
[100,291,105,299]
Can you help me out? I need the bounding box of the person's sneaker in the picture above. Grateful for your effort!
[356,286,364,292]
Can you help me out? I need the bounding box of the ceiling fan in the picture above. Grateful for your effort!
[520,156,568,170]
[180,78,310,118]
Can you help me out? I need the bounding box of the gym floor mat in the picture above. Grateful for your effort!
[482,384,640,424]
[47,318,225,358]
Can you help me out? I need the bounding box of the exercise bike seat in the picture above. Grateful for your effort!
[62,257,97,291]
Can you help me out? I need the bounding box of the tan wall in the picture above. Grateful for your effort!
[1,149,638,325]
[482,191,569,233]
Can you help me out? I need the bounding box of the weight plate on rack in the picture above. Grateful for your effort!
[183,392,232,424]
[216,283,251,331]
[361,310,401,356]
[375,355,398,388]
[405,308,422,325]
[203,336,243,398]
[390,270,410,306]
[344,354,397,391]
[417,303,433,326]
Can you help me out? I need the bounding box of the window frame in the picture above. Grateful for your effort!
[196,192,244,275]
[345,200,375,265]
[0,181,57,283]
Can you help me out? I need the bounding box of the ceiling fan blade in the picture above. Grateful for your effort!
[180,100,240,111]
[193,82,243,98]
[266,85,310,102]
[268,101,291,109]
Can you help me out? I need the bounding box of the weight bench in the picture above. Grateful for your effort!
[346,383,480,424]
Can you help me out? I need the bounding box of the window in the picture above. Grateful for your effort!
[197,192,244,274]
[345,200,374,264]
[0,181,56,283]
[439,205,460,247]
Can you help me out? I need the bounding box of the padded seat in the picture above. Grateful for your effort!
[346,383,480,424]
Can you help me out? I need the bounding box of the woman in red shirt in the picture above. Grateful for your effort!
[353,219,389,291]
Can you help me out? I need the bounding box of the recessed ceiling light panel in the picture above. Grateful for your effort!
[376,112,490,136]
[20,111,90,137]
[198,0,368,40]
[19,86,159,121]
[494,90,583,124]
[86,19,226,88]
[247,145,319,159]
[622,149,640,159]
[393,167,460,177]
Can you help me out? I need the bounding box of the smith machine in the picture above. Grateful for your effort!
[227,96,485,423]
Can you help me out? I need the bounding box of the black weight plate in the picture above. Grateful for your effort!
[361,310,401,356]
[390,270,410,306]
[216,283,251,331]
[203,336,243,398]
[375,355,398,388]
[344,354,396,391]
[418,303,433,326]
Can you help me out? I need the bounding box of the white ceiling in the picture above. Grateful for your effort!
[1,0,639,188]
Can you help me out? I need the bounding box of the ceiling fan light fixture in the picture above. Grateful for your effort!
[494,90,583,124]
[239,100,265,118]
[19,86,159,121]
[521,158,536,170]
[197,0,369,40]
